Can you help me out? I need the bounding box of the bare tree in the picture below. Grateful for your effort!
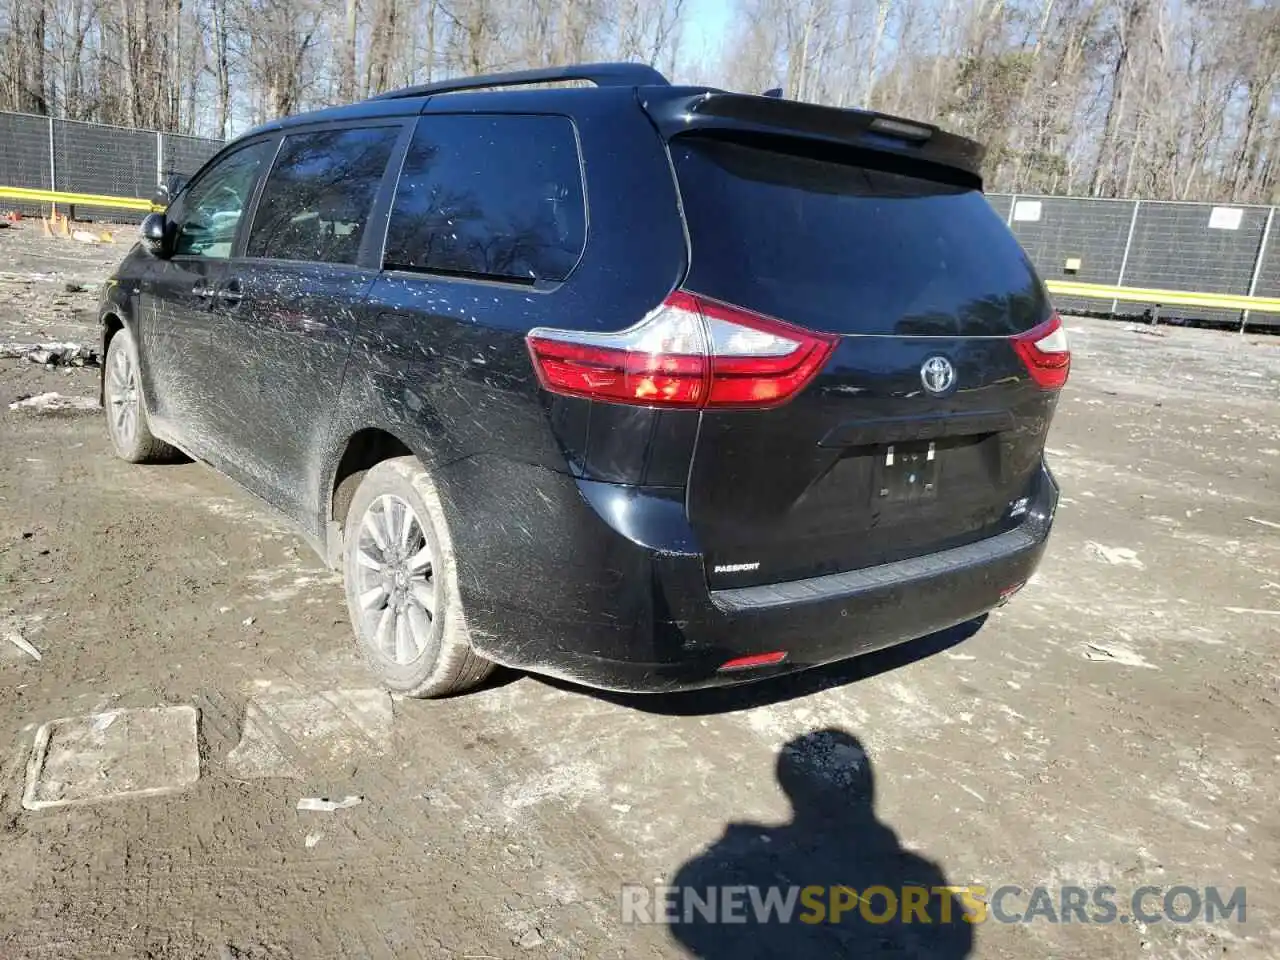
[0,0,1274,203]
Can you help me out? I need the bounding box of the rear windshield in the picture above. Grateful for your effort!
[672,139,1050,337]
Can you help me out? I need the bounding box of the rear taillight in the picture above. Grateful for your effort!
[526,291,838,409]
[1011,312,1070,390]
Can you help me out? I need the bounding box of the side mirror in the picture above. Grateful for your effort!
[140,212,169,257]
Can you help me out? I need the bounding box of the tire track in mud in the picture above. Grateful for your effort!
[7,327,1280,959]
[4,625,676,954]
[0,407,1101,957]
[192,677,677,958]
[21,419,685,954]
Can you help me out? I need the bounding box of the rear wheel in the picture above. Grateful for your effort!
[104,328,175,464]
[341,456,493,697]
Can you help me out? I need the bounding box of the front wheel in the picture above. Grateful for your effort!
[103,328,175,464]
[341,457,493,697]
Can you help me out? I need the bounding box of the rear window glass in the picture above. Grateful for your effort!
[247,126,399,265]
[384,115,585,284]
[672,139,1049,336]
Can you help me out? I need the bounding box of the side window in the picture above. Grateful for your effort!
[173,140,275,259]
[246,126,400,265]
[384,115,586,284]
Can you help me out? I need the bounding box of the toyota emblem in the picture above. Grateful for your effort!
[920,356,956,395]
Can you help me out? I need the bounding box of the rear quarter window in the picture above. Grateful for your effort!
[246,126,400,265]
[673,138,1050,337]
[383,115,586,285]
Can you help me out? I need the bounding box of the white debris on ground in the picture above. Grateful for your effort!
[1082,640,1159,668]
[8,392,99,413]
[297,795,364,812]
[1084,541,1145,569]
[4,631,41,661]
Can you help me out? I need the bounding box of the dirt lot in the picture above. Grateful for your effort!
[0,222,1278,959]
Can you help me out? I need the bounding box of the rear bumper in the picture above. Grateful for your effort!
[438,456,1058,693]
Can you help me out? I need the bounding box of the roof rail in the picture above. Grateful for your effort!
[368,62,669,102]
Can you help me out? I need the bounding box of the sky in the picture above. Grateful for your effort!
[679,0,734,78]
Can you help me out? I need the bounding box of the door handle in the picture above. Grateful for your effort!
[217,278,244,306]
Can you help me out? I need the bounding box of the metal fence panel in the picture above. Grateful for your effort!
[0,113,51,190]
[0,109,1278,330]
[52,118,157,221]
[1008,197,1136,315]
[0,113,52,216]
[986,192,1013,223]
[1119,201,1269,325]
[161,133,224,180]
[1245,212,1280,329]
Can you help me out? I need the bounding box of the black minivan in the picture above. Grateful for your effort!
[100,63,1067,697]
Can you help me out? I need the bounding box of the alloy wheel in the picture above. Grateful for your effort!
[107,341,140,448]
[352,494,438,665]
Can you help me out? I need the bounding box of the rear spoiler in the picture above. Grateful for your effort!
[639,88,986,188]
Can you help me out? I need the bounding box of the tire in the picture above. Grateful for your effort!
[103,328,176,464]
[341,456,494,697]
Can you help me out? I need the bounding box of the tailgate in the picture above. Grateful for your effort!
[669,136,1059,590]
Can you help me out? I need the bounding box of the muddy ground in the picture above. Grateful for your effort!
[0,221,1277,959]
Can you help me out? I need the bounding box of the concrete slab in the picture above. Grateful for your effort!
[22,706,200,811]
[225,688,392,780]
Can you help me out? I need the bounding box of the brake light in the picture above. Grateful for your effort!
[526,292,838,409]
[1011,312,1071,390]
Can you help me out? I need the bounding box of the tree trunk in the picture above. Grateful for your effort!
[1090,0,1146,197]
[213,0,231,138]
[342,0,359,101]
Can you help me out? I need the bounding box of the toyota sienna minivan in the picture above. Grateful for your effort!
[99,63,1067,697]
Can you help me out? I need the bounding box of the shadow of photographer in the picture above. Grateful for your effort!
[666,728,975,958]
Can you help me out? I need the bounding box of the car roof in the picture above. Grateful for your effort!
[241,62,673,139]
[231,61,987,186]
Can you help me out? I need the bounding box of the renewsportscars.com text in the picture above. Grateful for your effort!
[620,884,1246,926]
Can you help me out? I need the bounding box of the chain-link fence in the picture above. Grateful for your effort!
[0,110,223,221]
[0,111,1275,329]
